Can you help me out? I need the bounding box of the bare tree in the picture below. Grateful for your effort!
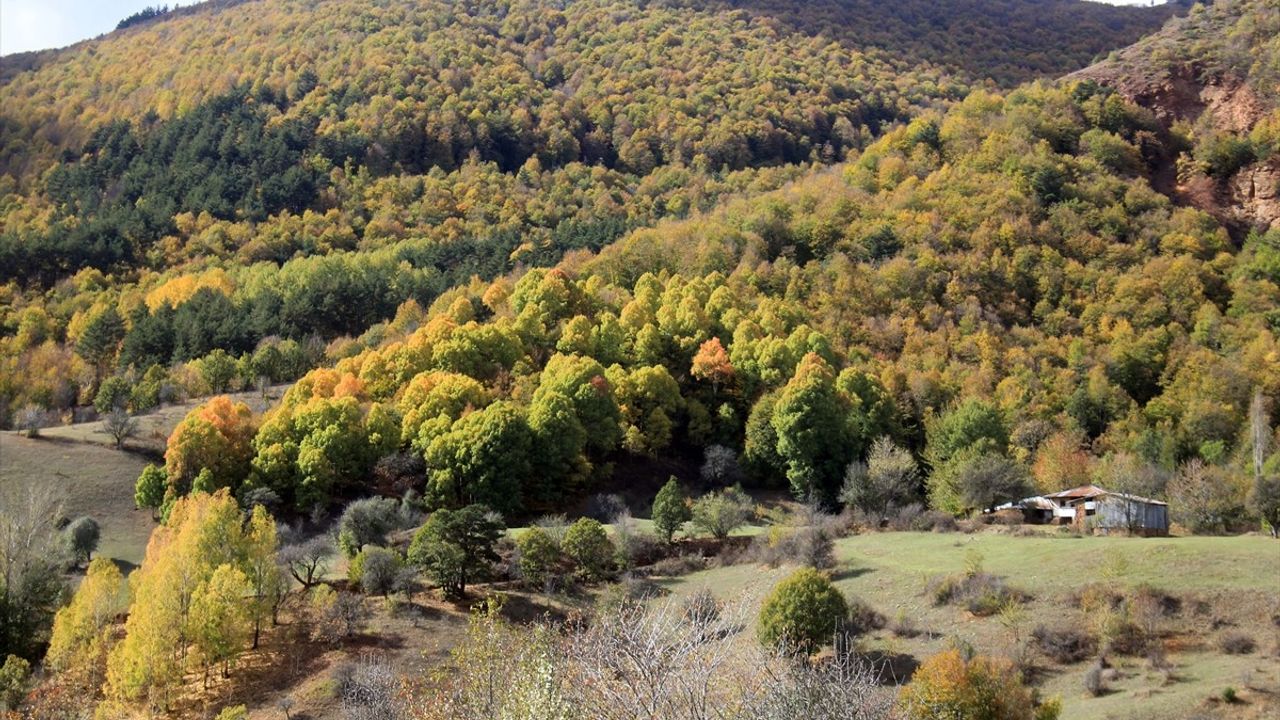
[337,653,409,720]
[15,405,46,438]
[280,535,333,590]
[415,595,892,720]
[102,407,138,450]
[0,480,68,658]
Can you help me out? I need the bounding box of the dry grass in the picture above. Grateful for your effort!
[0,432,154,568]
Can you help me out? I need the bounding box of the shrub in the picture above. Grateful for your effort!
[1219,632,1256,655]
[1222,686,1239,704]
[845,596,886,635]
[213,706,248,720]
[515,526,560,588]
[690,486,753,539]
[1083,662,1106,697]
[1032,625,1096,664]
[648,553,706,577]
[349,546,402,597]
[900,649,1038,720]
[682,587,721,628]
[0,654,31,711]
[757,567,848,654]
[748,526,835,569]
[563,518,615,581]
[927,571,1027,616]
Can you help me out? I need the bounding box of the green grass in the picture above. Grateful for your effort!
[655,530,1280,720]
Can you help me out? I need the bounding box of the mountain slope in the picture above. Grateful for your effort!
[1073,0,1280,233]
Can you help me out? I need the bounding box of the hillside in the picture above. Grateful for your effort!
[2,1,1279,719]
[0,0,1182,432]
[1073,0,1280,233]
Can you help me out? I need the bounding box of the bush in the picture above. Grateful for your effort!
[515,526,561,588]
[648,553,706,577]
[1219,632,1256,655]
[927,571,1027,616]
[845,596,886,635]
[213,706,248,720]
[757,567,848,654]
[1032,625,1096,664]
[1083,662,1106,697]
[349,546,402,597]
[690,486,753,539]
[0,654,31,711]
[900,649,1039,720]
[747,525,835,569]
[563,517,615,581]
[682,587,721,628]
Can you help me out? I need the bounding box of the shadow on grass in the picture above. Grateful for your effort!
[831,565,874,581]
[863,649,920,685]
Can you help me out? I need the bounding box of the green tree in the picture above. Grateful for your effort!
[94,376,133,414]
[63,516,100,566]
[771,354,854,502]
[651,477,691,543]
[757,567,849,654]
[425,401,532,514]
[562,518,614,581]
[76,307,125,386]
[408,505,504,599]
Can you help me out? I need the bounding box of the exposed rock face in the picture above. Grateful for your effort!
[1072,46,1277,234]
[1227,159,1280,231]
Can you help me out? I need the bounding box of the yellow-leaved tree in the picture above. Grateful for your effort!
[104,489,258,712]
[45,558,125,681]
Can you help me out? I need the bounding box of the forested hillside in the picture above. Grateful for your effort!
[0,0,1179,428]
[4,1,1280,717]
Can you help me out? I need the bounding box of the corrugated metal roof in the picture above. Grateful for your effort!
[1043,484,1109,500]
